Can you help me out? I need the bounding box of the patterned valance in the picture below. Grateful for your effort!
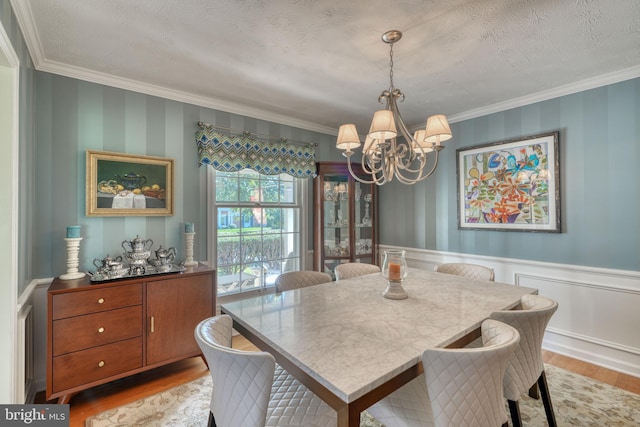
[196,126,316,178]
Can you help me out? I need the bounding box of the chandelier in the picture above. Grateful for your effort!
[336,30,452,185]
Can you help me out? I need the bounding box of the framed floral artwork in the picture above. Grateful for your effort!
[456,132,560,232]
[86,150,174,217]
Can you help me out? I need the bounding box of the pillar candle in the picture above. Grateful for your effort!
[185,222,195,233]
[388,263,401,281]
[66,225,81,238]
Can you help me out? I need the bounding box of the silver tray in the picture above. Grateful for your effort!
[88,264,187,282]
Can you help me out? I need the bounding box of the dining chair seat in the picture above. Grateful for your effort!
[490,294,559,427]
[195,315,336,427]
[435,262,495,281]
[334,262,381,281]
[274,270,332,292]
[366,319,520,427]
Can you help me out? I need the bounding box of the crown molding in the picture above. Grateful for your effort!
[38,58,339,136]
[9,0,337,136]
[11,0,640,135]
[448,65,640,124]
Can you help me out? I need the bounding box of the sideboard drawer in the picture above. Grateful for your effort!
[52,337,142,393]
[52,306,143,356]
[52,283,142,319]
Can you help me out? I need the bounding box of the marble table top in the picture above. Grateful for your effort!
[221,267,536,404]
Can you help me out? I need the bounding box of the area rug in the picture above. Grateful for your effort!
[86,364,640,426]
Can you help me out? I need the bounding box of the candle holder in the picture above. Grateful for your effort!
[60,237,86,280]
[184,232,198,266]
[381,249,408,299]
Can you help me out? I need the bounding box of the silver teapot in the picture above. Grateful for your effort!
[93,254,123,271]
[122,235,153,253]
[154,246,176,265]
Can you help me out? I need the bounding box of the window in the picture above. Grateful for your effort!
[211,169,304,297]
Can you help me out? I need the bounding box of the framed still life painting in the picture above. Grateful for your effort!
[456,132,560,232]
[86,150,174,217]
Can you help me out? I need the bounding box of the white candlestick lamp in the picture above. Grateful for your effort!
[60,237,86,280]
[184,232,198,266]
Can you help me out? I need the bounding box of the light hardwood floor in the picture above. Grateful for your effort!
[37,336,640,427]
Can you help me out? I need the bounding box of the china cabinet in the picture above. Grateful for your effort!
[46,264,215,404]
[313,162,378,277]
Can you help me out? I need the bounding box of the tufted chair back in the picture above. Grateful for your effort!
[335,263,381,281]
[195,315,273,427]
[195,315,337,427]
[435,262,495,281]
[275,270,332,292]
[366,319,520,427]
[490,294,559,427]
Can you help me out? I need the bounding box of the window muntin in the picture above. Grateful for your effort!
[215,170,301,296]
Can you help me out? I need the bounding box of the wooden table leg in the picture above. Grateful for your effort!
[336,404,361,427]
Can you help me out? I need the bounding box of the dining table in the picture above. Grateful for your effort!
[220,267,537,427]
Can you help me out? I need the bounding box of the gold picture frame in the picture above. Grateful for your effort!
[86,150,174,217]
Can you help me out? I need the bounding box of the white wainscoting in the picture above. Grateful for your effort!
[381,245,640,378]
[24,248,640,394]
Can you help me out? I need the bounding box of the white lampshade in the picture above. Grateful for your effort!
[412,130,433,152]
[424,114,452,145]
[368,110,397,140]
[363,135,380,153]
[336,124,361,151]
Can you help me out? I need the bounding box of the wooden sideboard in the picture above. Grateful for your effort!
[46,264,216,404]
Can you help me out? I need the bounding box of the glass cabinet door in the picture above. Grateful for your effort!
[354,181,374,260]
[322,175,350,259]
[314,162,377,278]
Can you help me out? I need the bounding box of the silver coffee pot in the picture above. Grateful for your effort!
[122,235,153,253]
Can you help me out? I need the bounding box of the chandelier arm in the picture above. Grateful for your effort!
[394,150,441,184]
[344,152,382,185]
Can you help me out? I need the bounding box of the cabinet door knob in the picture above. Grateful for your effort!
[98,327,105,333]
[98,298,105,304]
[98,360,105,368]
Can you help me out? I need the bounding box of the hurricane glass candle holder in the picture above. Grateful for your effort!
[381,249,408,299]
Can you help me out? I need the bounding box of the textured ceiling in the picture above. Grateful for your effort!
[12,0,640,135]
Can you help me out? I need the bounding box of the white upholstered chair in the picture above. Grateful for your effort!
[334,262,381,281]
[274,270,332,292]
[435,262,495,281]
[366,319,520,427]
[490,294,559,427]
[195,315,336,427]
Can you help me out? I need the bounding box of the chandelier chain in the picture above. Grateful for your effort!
[389,44,395,89]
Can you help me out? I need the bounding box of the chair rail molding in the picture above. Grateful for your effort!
[380,244,640,378]
[27,246,640,395]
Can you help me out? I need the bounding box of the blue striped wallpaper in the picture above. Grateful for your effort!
[379,78,640,270]
[33,73,341,278]
[32,73,640,277]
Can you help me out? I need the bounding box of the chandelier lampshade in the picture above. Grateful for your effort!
[363,135,380,154]
[424,114,452,146]
[336,30,452,185]
[336,124,361,151]
[412,129,433,153]
[368,110,397,140]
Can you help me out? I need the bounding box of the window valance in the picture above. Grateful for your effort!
[196,125,316,178]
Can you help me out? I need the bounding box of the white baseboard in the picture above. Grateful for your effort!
[381,245,640,378]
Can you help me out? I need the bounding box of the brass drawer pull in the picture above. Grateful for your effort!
[150,316,155,333]
[98,298,105,304]
[98,360,105,368]
[98,327,105,333]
